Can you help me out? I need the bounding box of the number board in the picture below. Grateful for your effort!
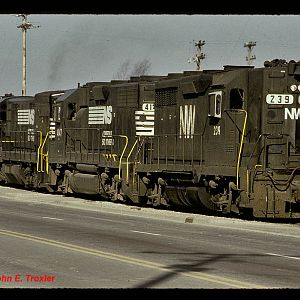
[142,103,154,111]
[266,94,294,105]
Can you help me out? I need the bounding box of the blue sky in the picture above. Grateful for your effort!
[0,14,299,95]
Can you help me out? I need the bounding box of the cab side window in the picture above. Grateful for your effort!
[230,88,244,109]
[208,91,222,118]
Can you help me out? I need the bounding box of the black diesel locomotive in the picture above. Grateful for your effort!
[1,58,300,219]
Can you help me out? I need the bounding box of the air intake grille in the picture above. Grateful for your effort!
[155,88,177,106]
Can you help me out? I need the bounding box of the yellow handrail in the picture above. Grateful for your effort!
[36,131,43,172]
[37,131,50,173]
[126,138,139,183]
[236,110,247,190]
[118,135,128,179]
[42,131,50,173]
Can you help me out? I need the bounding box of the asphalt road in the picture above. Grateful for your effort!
[0,186,299,289]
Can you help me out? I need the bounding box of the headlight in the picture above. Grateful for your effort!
[298,85,300,91]
[290,84,297,91]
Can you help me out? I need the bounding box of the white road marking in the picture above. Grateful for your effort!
[42,216,64,221]
[265,252,300,260]
[131,230,161,236]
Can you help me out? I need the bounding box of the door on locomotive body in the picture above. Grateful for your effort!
[203,69,249,173]
[223,86,248,168]
[35,91,64,144]
[153,81,179,165]
[176,74,213,165]
[48,90,75,163]
[134,82,156,164]
[106,82,139,170]
[89,102,115,165]
[201,88,227,166]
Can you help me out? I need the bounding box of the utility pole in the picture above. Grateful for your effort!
[244,41,256,66]
[189,40,206,71]
[17,14,40,96]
